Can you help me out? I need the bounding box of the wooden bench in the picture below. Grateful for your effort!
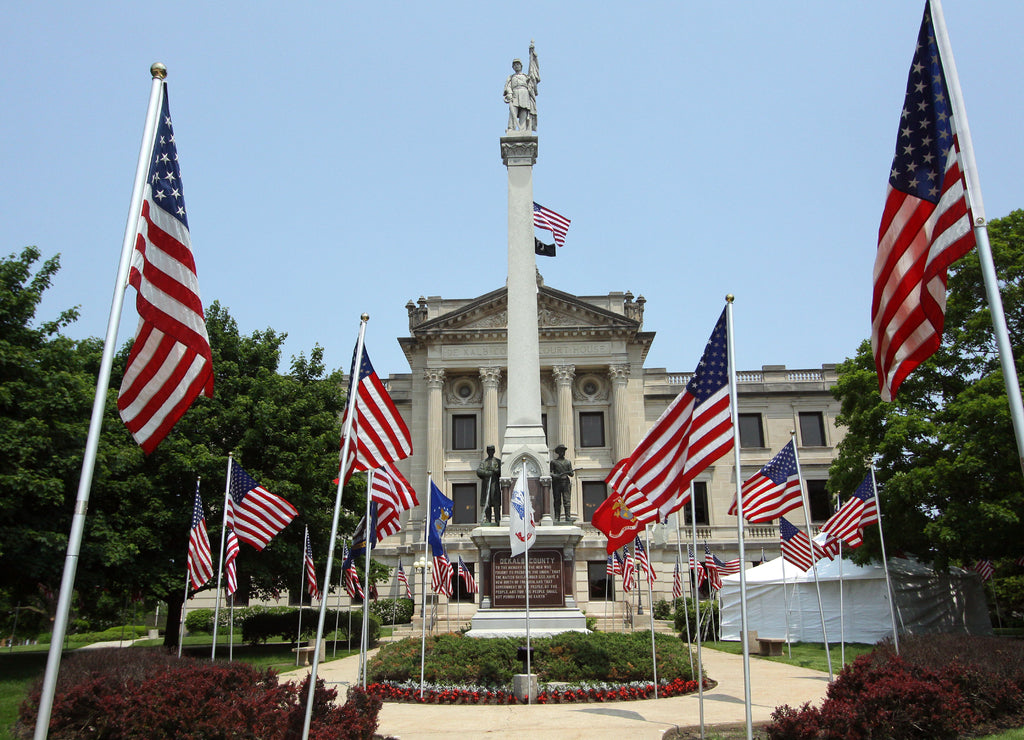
[291,639,325,666]
[758,638,786,657]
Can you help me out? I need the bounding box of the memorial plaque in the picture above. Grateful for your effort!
[491,548,564,608]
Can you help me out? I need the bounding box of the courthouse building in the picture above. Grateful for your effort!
[375,276,843,613]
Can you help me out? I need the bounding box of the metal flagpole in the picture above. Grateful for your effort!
[931,0,1024,475]
[838,538,845,667]
[419,474,433,699]
[674,509,694,678]
[302,315,368,740]
[178,570,190,659]
[211,455,234,661]
[333,558,344,658]
[360,471,375,687]
[33,65,167,740]
[790,433,833,681]
[296,526,307,667]
[870,463,900,653]
[644,526,659,698]
[725,297,753,740]
[690,488,705,740]
[781,557,792,658]
[523,466,532,706]
[228,594,234,662]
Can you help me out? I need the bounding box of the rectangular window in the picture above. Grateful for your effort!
[588,560,613,600]
[451,483,477,525]
[682,481,710,526]
[807,479,832,522]
[452,415,477,450]
[451,560,476,603]
[579,411,605,448]
[582,481,607,523]
[799,412,827,447]
[738,413,765,448]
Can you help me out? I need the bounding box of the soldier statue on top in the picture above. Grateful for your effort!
[477,445,502,525]
[504,41,540,132]
[550,444,574,522]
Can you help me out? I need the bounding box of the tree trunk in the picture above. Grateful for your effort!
[163,590,183,651]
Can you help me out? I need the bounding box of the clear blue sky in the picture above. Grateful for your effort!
[3,2,1022,380]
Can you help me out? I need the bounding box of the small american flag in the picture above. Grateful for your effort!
[714,554,742,576]
[117,83,213,454]
[224,528,239,596]
[606,554,616,577]
[458,556,478,594]
[872,2,975,401]
[432,553,453,597]
[634,536,656,581]
[341,544,363,599]
[622,548,636,592]
[974,559,994,583]
[821,474,877,548]
[779,517,816,572]
[730,440,803,523]
[397,560,412,599]
[688,545,706,587]
[228,463,297,550]
[704,543,722,591]
[672,558,683,600]
[187,487,213,590]
[304,528,320,601]
[612,551,625,576]
[533,202,571,247]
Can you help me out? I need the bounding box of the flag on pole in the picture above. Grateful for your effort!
[821,474,877,548]
[341,544,364,599]
[427,481,453,557]
[594,461,644,553]
[224,528,239,596]
[457,556,478,594]
[634,536,656,581]
[304,529,320,601]
[688,545,706,587]
[974,559,994,583]
[432,552,453,597]
[349,504,379,558]
[612,551,625,576]
[714,554,742,576]
[779,517,818,572]
[606,554,616,577]
[729,440,803,523]
[371,464,418,539]
[187,489,213,589]
[672,558,683,600]
[533,202,571,247]
[534,237,556,257]
[227,463,297,550]
[397,560,412,599]
[117,83,213,454]
[622,547,636,592]
[340,345,412,484]
[616,308,733,524]
[509,467,536,557]
[704,543,723,591]
[872,1,976,402]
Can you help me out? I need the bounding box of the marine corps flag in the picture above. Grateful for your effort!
[592,490,642,554]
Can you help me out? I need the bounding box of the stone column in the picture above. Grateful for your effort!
[479,366,502,452]
[424,368,445,486]
[551,365,576,457]
[609,363,632,462]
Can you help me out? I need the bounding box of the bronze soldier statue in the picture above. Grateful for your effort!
[550,444,574,522]
[477,445,502,524]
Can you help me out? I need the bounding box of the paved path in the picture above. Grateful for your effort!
[280,645,829,739]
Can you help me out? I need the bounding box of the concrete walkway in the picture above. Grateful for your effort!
[280,645,830,739]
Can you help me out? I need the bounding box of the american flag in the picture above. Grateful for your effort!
[779,517,817,572]
[370,464,418,539]
[617,308,733,524]
[821,474,877,548]
[227,463,297,550]
[117,83,213,454]
[304,528,320,601]
[622,548,636,592]
[611,551,625,576]
[872,2,975,402]
[704,543,723,591]
[974,559,994,583]
[688,545,706,588]
[458,556,478,594]
[224,528,239,596]
[397,560,412,599]
[634,536,656,581]
[187,488,213,589]
[730,440,803,523]
[533,202,571,247]
[342,544,364,599]
[714,554,742,576]
[432,553,453,597]
[340,344,412,484]
[606,554,616,577]
[672,558,683,600]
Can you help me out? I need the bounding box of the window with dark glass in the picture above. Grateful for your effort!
[451,483,477,525]
[579,411,605,448]
[682,481,710,526]
[588,560,614,600]
[799,411,827,447]
[452,414,477,450]
[807,479,832,521]
[451,560,476,602]
[582,481,607,523]
[738,413,765,448]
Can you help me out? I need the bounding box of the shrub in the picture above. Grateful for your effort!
[674,598,718,641]
[369,598,413,625]
[14,648,381,740]
[653,597,685,621]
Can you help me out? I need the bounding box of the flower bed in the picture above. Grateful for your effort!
[365,677,705,705]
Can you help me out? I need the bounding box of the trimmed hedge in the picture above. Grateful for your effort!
[184,605,380,647]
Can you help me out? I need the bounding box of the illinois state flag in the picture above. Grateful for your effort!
[509,466,535,558]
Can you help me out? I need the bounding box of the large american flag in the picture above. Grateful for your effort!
[533,202,571,247]
[340,344,412,484]
[370,464,418,539]
[821,474,877,548]
[779,517,817,572]
[617,308,733,524]
[872,2,975,402]
[187,488,213,589]
[304,528,320,601]
[730,440,803,523]
[117,84,213,454]
[224,528,239,596]
[227,463,297,550]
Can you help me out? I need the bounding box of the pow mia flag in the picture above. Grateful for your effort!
[534,237,556,257]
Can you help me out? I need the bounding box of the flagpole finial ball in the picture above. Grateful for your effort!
[361,313,370,322]
[725,294,735,303]
[150,63,167,79]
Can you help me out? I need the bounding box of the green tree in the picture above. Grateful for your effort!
[830,210,1024,569]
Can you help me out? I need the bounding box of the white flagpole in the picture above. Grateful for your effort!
[644,526,659,699]
[725,296,753,740]
[360,471,375,687]
[419,473,432,699]
[781,557,792,658]
[789,433,833,681]
[33,65,167,740]
[674,508,694,679]
[838,538,845,667]
[931,0,1024,473]
[333,555,345,658]
[870,463,900,653]
[690,488,705,739]
[523,466,532,706]
[302,314,368,740]
[178,569,190,660]
[296,525,307,667]
[211,455,234,661]
[228,594,234,662]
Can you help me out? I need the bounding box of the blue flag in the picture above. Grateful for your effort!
[346,502,379,564]
[428,481,453,557]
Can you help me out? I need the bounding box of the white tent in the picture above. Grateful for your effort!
[719,556,991,643]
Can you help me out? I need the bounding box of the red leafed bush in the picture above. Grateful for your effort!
[15,648,380,740]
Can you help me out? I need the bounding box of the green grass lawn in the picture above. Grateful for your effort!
[702,640,876,674]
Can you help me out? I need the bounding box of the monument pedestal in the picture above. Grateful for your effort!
[466,522,588,638]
